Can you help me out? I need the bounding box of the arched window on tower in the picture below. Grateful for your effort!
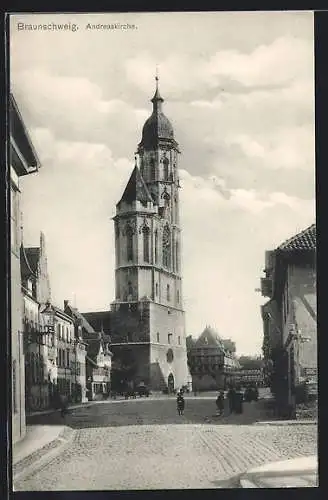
[142,226,150,263]
[154,230,158,264]
[176,241,179,272]
[150,158,156,181]
[126,225,134,261]
[167,284,170,301]
[163,157,169,181]
[162,225,171,269]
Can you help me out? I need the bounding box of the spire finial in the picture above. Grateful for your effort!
[151,66,164,108]
[155,66,159,93]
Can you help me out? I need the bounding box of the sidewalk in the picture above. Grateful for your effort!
[254,419,317,426]
[13,425,75,484]
[13,425,66,466]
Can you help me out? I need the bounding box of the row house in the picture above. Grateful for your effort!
[260,224,316,417]
[10,93,40,443]
[21,233,52,411]
[21,234,88,410]
[65,303,112,401]
[41,303,87,403]
[187,326,240,391]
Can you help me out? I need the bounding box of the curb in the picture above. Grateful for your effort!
[253,420,317,426]
[13,426,75,485]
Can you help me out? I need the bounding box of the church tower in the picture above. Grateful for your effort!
[110,77,191,392]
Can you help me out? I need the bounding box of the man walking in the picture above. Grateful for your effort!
[177,390,185,416]
[227,386,236,415]
[216,390,225,416]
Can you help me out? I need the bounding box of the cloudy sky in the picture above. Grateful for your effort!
[10,11,315,355]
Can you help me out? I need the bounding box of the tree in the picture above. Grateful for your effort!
[221,338,236,354]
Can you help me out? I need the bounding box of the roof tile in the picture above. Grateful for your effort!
[278,224,316,251]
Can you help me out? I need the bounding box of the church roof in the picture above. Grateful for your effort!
[119,165,153,205]
[139,79,174,149]
[82,310,111,337]
[278,224,316,251]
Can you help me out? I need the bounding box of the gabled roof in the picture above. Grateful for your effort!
[40,302,73,322]
[119,166,153,205]
[64,304,95,334]
[278,224,316,251]
[82,311,111,337]
[194,326,225,349]
[86,337,102,360]
[10,93,40,174]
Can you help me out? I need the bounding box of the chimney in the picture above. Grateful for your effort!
[64,300,69,309]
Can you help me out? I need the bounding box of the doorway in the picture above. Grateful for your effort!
[168,373,174,393]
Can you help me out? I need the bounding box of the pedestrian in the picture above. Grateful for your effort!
[177,390,185,416]
[227,386,236,414]
[235,386,244,414]
[60,394,67,418]
[216,390,225,416]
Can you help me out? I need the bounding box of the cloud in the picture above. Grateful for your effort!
[124,36,313,95]
[12,12,315,355]
[226,125,314,171]
[11,69,149,158]
[207,36,313,87]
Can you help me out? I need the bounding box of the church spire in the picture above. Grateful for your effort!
[151,67,164,112]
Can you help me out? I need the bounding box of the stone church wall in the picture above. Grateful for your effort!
[110,302,151,343]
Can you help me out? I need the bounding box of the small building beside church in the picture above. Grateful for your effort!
[187,326,240,391]
[85,334,112,400]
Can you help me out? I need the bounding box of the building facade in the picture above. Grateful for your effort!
[21,234,52,411]
[85,335,112,401]
[261,224,317,416]
[10,94,40,443]
[64,302,99,403]
[109,79,191,393]
[187,326,240,391]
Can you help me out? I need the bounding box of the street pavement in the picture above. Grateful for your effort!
[14,397,318,491]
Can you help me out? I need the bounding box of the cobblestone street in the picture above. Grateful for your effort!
[15,397,318,490]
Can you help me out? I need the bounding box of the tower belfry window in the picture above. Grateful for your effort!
[154,230,158,264]
[163,157,169,180]
[126,225,134,261]
[142,226,150,263]
[150,158,156,181]
[162,225,171,269]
